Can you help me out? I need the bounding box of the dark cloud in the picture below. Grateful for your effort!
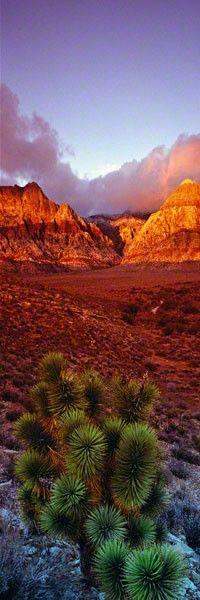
[1,84,200,215]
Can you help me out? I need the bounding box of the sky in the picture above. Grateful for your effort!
[1,0,200,214]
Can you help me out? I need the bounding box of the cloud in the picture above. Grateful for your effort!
[1,84,200,215]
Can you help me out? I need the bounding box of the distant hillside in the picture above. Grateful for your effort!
[89,213,145,254]
[0,182,119,271]
[0,179,199,271]
[123,179,200,263]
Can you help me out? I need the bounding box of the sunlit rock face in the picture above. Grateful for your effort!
[123,180,200,263]
[0,182,119,270]
[89,213,145,255]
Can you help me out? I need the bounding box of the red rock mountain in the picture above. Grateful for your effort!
[89,213,145,255]
[123,180,200,263]
[0,179,199,270]
[0,183,118,270]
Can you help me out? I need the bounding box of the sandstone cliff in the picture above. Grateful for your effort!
[89,213,144,255]
[123,180,200,263]
[0,183,119,270]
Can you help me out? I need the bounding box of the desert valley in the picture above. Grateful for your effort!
[1,1,200,597]
[0,178,200,598]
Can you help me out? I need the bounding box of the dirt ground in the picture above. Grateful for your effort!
[0,262,200,447]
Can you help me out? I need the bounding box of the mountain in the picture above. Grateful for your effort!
[123,180,200,263]
[0,183,119,270]
[89,213,145,255]
[1,180,199,270]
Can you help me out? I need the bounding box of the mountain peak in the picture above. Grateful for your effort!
[180,178,196,186]
[0,182,118,269]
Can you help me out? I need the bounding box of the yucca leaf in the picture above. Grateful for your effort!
[60,408,89,444]
[113,374,160,423]
[15,412,55,450]
[40,502,79,540]
[127,515,156,548]
[94,538,130,600]
[142,477,170,518]
[155,519,168,543]
[30,381,50,418]
[85,504,127,546]
[18,482,44,526]
[50,474,89,520]
[124,545,186,600]
[113,423,157,508]
[82,369,105,416]
[103,416,127,456]
[39,351,66,384]
[67,423,106,479]
[48,371,84,416]
[15,449,56,487]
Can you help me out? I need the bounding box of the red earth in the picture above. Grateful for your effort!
[0,262,200,447]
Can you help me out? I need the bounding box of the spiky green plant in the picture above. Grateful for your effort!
[39,351,66,384]
[15,352,184,597]
[15,449,56,497]
[30,381,50,418]
[60,408,89,444]
[67,423,106,479]
[113,423,157,508]
[48,371,84,416]
[142,474,170,517]
[94,539,130,600]
[127,515,156,548]
[15,412,55,450]
[155,519,168,544]
[18,482,44,528]
[113,374,160,423]
[50,474,89,520]
[40,502,79,539]
[82,369,105,416]
[124,545,186,600]
[103,416,127,456]
[85,504,126,546]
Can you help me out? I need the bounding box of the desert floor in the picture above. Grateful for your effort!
[0,262,200,446]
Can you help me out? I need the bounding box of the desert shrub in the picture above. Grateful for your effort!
[15,351,185,597]
[122,303,139,324]
[173,446,200,465]
[5,407,24,422]
[169,459,189,480]
[183,511,200,552]
[2,385,20,403]
[192,435,200,453]
[160,489,199,543]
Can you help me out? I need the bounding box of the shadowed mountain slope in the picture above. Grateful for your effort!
[0,183,119,270]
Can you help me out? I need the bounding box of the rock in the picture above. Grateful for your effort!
[0,182,119,270]
[123,180,200,263]
[167,533,196,557]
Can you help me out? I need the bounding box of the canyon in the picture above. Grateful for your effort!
[0,179,199,271]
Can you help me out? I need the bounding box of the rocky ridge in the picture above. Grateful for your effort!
[0,183,118,270]
[0,179,200,270]
[123,180,200,263]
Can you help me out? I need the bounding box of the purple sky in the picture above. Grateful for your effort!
[1,0,200,214]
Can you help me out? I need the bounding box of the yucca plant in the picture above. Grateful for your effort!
[82,369,105,417]
[15,412,55,450]
[127,515,156,548]
[85,504,126,546]
[124,545,186,599]
[15,351,185,596]
[113,373,160,423]
[30,381,50,418]
[113,423,158,508]
[94,538,130,600]
[59,408,89,443]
